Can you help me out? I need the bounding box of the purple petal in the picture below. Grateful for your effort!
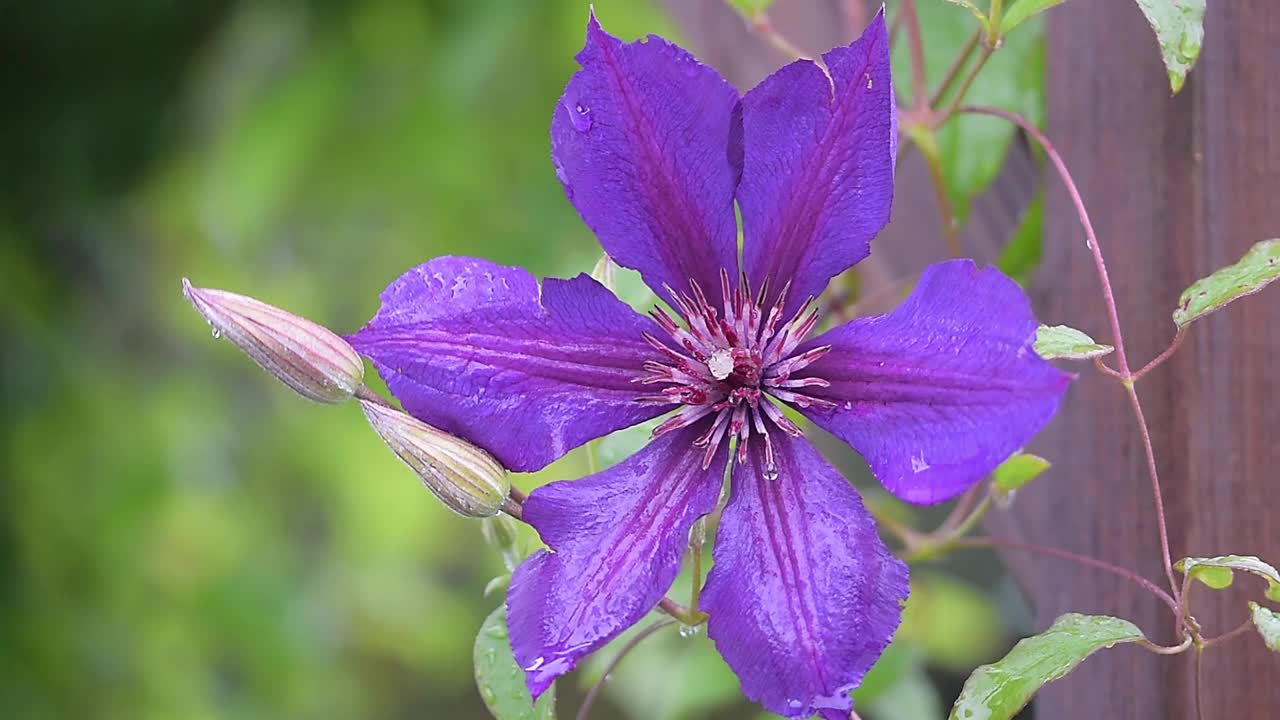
[507,425,728,697]
[350,256,668,472]
[703,434,908,720]
[738,10,894,315]
[798,259,1072,504]
[552,13,742,304]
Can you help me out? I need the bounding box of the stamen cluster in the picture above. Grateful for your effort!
[636,269,835,478]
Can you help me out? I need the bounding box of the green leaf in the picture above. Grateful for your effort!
[726,0,774,21]
[997,190,1044,285]
[1249,602,1280,652]
[1033,324,1115,360]
[1175,555,1280,602]
[475,606,557,720]
[1132,0,1207,93]
[993,453,1051,493]
[1001,0,1067,35]
[893,2,1045,224]
[950,614,1146,720]
[1172,239,1280,329]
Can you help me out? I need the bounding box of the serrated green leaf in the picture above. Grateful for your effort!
[1175,555,1280,601]
[726,0,774,21]
[1172,239,1280,328]
[950,614,1145,720]
[1250,602,1280,652]
[993,453,1051,493]
[475,606,557,720]
[1132,0,1207,93]
[1001,0,1067,35]
[1033,324,1114,360]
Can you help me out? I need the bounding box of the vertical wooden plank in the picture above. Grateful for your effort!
[668,0,1280,715]
[995,1,1280,717]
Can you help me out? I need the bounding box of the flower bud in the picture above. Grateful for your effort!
[358,398,511,518]
[183,279,364,404]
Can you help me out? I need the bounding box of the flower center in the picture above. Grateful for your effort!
[635,269,835,479]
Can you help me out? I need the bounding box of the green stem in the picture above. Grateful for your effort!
[689,518,706,614]
[987,0,1005,46]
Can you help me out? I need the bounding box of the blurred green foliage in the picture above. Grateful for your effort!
[0,1,1031,718]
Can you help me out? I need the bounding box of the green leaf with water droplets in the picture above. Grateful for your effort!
[1132,0,1206,93]
[1250,602,1280,652]
[949,613,1145,720]
[993,453,1051,494]
[1033,324,1114,361]
[1173,239,1280,328]
[475,606,557,720]
[1000,0,1067,35]
[726,0,774,21]
[1175,555,1280,602]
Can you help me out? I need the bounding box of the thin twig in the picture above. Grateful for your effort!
[575,619,676,720]
[901,0,928,108]
[953,536,1179,614]
[354,384,397,409]
[1132,329,1186,382]
[918,131,964,257]
[1138,636,1193,655]
[1200,618,1254,648]
[1194,645,1205,720]
[929,29,982,108]
[959,105,1183,606]
[936,45,994,125]
[752,13,812,62]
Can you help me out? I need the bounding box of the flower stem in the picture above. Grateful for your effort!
[929,29,982,109]
[575,619,675,720]
[750,13,811,62]
[1200,618,1254,648]
[959,105,1183,609]
[1132,329,1186,381]
[952,536,1180,614]
[901,0,929,109]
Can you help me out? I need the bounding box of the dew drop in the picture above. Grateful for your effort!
[764,463,779,481]
[211,328,222,339]
[566,100,593,132]
[678,623,700,638]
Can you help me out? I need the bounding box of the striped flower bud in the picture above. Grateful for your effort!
[183,279,364,404]
[359,398,511,518]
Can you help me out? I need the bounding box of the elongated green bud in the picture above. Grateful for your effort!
[358,399,511,518]
[183,279,364,403]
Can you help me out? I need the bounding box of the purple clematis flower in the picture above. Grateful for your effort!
[351,11,1069,720]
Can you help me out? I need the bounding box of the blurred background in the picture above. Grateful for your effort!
[0,1,1040,718]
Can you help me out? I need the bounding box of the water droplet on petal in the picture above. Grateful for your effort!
[211,328,222,339]
[564,99,593,132]
[764,464,779,481]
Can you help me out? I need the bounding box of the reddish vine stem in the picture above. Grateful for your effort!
[575,619,675,720]
[954,536,1179,614]
[1133,329,1186,381]
[958,105,1183,608]
[901,0,929,109]
[1200,618,1254,648]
